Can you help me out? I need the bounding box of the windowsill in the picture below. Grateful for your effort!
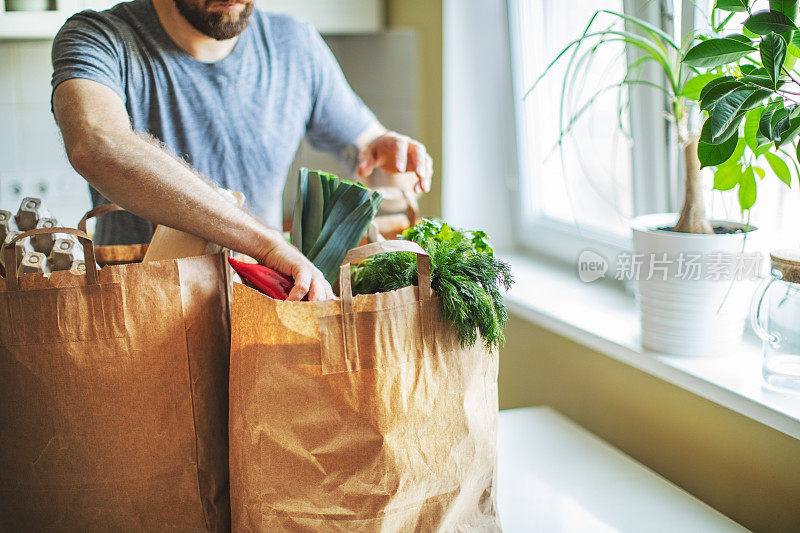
[500,251,800,441]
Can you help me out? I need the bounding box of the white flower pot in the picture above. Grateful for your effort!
[631,213,761,357]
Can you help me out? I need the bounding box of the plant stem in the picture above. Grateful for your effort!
[672,134,714,234]
[782,65,800,87]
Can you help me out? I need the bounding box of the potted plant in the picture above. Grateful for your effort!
[530,3,797,356]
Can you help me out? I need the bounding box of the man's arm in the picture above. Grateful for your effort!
[298,22,433,193]
[53,78,333,301]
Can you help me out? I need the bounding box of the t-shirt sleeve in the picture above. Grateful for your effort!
[51,12,126,106]
[304,24,377,168]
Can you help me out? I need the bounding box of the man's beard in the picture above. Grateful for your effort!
[173,0,253,41]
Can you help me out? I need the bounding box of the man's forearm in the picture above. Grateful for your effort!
[354,121,388,153]
[52,78,332,299]
[70,129,284,260]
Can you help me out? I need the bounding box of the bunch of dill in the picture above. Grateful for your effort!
[350,222,513,351]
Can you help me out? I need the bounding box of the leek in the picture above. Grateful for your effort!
[291,168,383,284]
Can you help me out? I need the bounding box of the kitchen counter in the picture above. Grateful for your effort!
[497,407,748,532]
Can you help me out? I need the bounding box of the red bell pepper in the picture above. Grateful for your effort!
[228,256,293,300]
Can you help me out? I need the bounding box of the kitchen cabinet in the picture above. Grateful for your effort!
[0,0,384,40]
[255,0,383,34]
[0,0,82,39]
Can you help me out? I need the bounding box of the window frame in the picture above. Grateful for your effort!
[506,0,686,265]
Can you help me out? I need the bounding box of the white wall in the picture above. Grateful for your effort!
[0,40,90,226]
[442,0,517,249]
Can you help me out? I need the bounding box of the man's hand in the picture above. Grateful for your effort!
[255,240,334,301]
[356,131,433,194]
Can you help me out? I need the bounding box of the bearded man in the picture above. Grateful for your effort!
[51,0,432,301]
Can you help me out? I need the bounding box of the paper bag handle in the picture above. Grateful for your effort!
[78,203,125,233]
[4,227,97,291]
[402,190,420,227]
[338,240,432,315]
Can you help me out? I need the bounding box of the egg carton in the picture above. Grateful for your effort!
[0,197,86,278]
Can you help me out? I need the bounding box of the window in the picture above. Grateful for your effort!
[508,0,800,263]
[508,0,659,262]
[510,0,634,236]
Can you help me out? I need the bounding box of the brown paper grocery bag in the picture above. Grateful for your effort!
[0,205,231,532]
[229,240,500,532]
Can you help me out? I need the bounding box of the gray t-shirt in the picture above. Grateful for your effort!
[51,0,376,245]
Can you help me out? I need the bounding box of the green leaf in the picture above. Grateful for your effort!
[756,129,772,154]
[698,129,740,167]
[699,76,736,100]
[777,115,800,145]
[714,164,742,190]
[730,33,755,45]
[292,168,383,279]
[760,33,788,85]
[721,137,747,166]
[796,140,800,166]
[744,10,800,35]
[770,107,791,140]
[321,171,340,220]
[716,0,749,11]
[526,21,679,99]
[738,74,788,89]
[744,107,764,152]
[771,1,799,41]
[300,170,325,256]
[764,152,793,185]
[746,66,771,76]
[743,26,761,39]
[312,193,383,283]
[680,73,721,100]
[738,166,757,210]
[702,108,746,147]
[708,89,760,142]
[770,0,799,22]
[683,38,756,67]
[705,83,769,117]
[305,181,371,261]
[742,88,773,108]
[759,102,781,138]
[786,46,799,68]
[699,80,745,111]
[290,167,308,248]
[754,166,767,178]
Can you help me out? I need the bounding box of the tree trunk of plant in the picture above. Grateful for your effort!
[671,137,714,234]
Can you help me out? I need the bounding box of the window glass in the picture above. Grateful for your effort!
[513,0,634,237]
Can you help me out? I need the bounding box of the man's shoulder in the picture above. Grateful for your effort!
[56,0,144,45]
[252,9,316,45]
